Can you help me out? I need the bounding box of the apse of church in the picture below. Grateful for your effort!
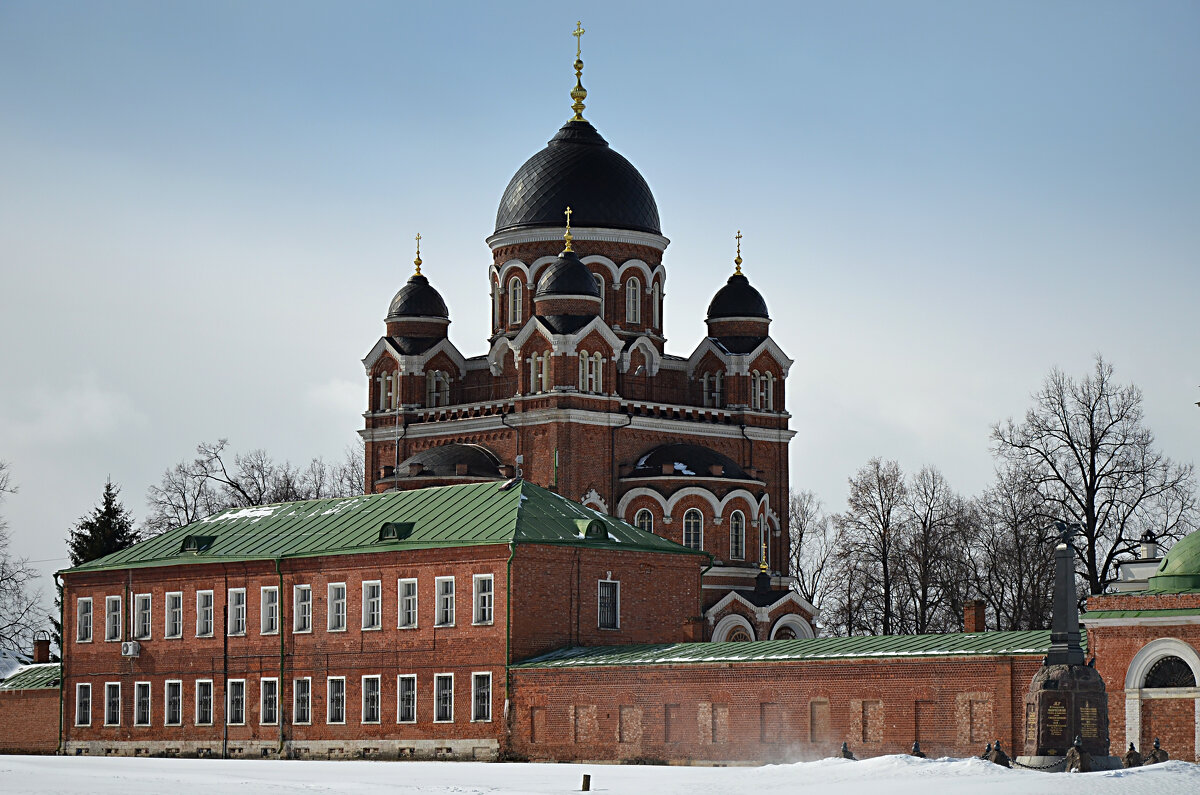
[358,24,806,639]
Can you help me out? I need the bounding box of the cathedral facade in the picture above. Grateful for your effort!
[359,42,808,641]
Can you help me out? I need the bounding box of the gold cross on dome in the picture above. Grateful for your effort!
[573,21,585,58]
[563,206,575,252]
[734,230,743,274]
[413,233,422,276]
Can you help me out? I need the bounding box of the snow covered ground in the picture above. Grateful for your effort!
[1,753,1196,794]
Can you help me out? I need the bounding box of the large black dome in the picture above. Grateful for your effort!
[387,273,448,319]
[706,273,769,321]
[495,120,661,236]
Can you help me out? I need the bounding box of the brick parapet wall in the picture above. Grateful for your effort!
[1087,592,1200,612]
[0,689,60,754]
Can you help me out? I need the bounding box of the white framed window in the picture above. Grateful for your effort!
[472,672,492,722]
[362,581,382,630]
[751,370,775,411]
[594,272,606,318]
[508,277,523,325]
[434,673,454,723]
[703,371,724,408]
[425,370,451,407]
[227,588,246,636]
[105,595,122,641]
[435,577,455,626]
[165,592,183,639]
[361,675,381,724]
[196,590,214,637]
[133,593,152,640]
[261,587,279,635]
[578,351,604,394]
[328,583,347,632]
[473,574,493,625]
[76,597,93,643]
[227,679,246,725]
[529,352,551,394]
[75,683,91,726]
[327,676,346,724]
[293,677,312,725]
[134,681,151,726]
[104,682,121,726]
[634,509,654,534]
[397,675,416,723]
[625,276,641,323]
[492,279,501,329]
[293,585,312,633]
[398,579,418,628]
[165,680,182,726]
[598,579,620,630]
[260,678,278,725]
[195,679,213,726]
[729,510,746,561]
[652,281,661,327]
[683,508,703,550]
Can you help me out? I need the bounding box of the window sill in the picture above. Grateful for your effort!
[327,720,346,726]
[76,639,92,644]
[433,719,454,724]
[361,626,382,632]
[195,722,213,727]
[327,627,347,633]
[74,722,90,728]
[164,722,181,728]
[164,634,182,640]
[261,630,279,636]
[598,626,621,631]
[434,623,455,629]
[397,625,419,630]
[471,718,493,723]
[293,721,311,726]
[471,621,494,627]
[226,633,246,638]
[196,633,214,639]
[292,628,312,635]
[260,721,278,727]
[361,720,381,725]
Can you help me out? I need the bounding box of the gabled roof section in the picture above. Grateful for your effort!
[362,337,467,376]
[512,629,1076,669]
[685,335,793,378]
[63,481,705,576]
[0,663,61,691]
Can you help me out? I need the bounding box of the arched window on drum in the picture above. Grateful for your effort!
[683,508,703,551]
[634,509,654,534]
[729,511,745,561]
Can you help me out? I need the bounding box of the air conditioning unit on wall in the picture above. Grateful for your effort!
[120,641,140,658]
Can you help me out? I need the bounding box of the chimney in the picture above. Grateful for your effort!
[33,637,51,664]
[408,463,424,477]
[708,464,725,477]
[1140,530,1159,560]
[379,465,394,479]
[455,463,469,476]
[964,600,987,633]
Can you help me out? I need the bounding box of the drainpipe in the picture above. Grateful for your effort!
[503,541,516,756]
[55,573,64,755]
[610,414,633,515]
[222,570,228,760]
[276,558,285,756]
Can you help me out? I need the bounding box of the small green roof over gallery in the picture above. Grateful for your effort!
[63,480,706,576]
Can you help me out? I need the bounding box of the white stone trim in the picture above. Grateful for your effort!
[618,336,662,376]
[383,315,450,326]
[711,613,756,642]
[535,293,601,304]
[685,336,794,378]
[704,589,819,624]
[495,259,529,287]
[580,488,608,514]
[1124,637,1200,690]
[362,337,468,378]
[1083,615,1200,627]
[486,226,670,252]
[770,613,815,639]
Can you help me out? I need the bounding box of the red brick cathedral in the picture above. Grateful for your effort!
[359,41,810,642]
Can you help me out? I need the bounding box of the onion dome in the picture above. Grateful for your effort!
[532,208,601,326]
[1148,532,1200,591]
[706,231,769,321]
[386,234,448,320]
[626,443,757,481]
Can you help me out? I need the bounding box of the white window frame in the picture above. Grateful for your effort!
[398,578,418,629]
[472,574,494,625]
[105,595,122,642]
[227,588,247,636]
[729,510,746,561]
[104,682,121,726]
[260,677,279,726]
[260,586,279,635]
[195,679,214,726]
[361,675,381,724]
[435,577,455,627]
[226,678,246,726]
[508,277,523,325]
[293,677,312,725]
[165,591,183,639]
[75,683,91,726]
[293,585,312,633]
[327,583,347,632]
[433,673,454,723]
[76,597,93,643]
[652,281,661,327]
[625,276,641,323]
[471,672,492,723]
[133,593,152,640]
[327,676,346,725]
[594,272,606,318]
[196,590,214,637]
[598,579,621,630]
[397,674,417,723]
[683,508,704,550]
[634,509,654,534]
[134,680,151,727]
[362,580,382,630]
[164,680,182,726]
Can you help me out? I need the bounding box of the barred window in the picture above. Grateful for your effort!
[261,679,278,725]
[598,580,620,630]
[472,673,492,722]
[165,681,182,726]
[434,674,454,722]
[398,675,416,723]
[195,680,213,725]
[327,677,346,724]
[293,678,311,724]
[227,679,245,725]
[134,681,151,726]
[634,509,654,534]
[104,682,121,726]
[362,676,381,724]
[75,683,91,726]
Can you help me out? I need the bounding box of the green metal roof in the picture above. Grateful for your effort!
[513,630,1076,669]
[63,480,705,576]
[0,663,61,691]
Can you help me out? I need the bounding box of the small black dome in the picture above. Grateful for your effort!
[627,443,754,481]
[535,249,602,300]
[397,443,503,480]
[387,273,448,319]
[495,121,661,236]
[706,273,769,321]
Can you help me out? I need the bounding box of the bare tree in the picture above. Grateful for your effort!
[0,461,40,656]
[788,489,836,614]
[895,466,968,634]
[837,458,908,635]
[992,356,1197,594]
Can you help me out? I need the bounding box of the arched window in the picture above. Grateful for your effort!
[508,277,523,325]
[1144,656,1197,688]
[634,509,654,534]
[703,371,724,408]
[683,508,703,550]
[729,511,745,560]
[625,276,641,324]
[592,352,603,394]
[594,273,606,319]
[651,281,661,328]
[425,370,450,407]
[578,351,604,394]
[726,626,753,642]
[529,353,551,394]
[492,279,501,329]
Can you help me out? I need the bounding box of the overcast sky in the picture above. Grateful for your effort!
[1,1,1197,619]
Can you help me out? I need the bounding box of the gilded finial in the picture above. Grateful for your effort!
[570,21,587,122]
[413,233,422,276]
[760,533,768,574]
[734,230,743,275]
[563,206,574,252]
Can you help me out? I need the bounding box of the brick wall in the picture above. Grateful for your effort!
[0,689,59,754]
